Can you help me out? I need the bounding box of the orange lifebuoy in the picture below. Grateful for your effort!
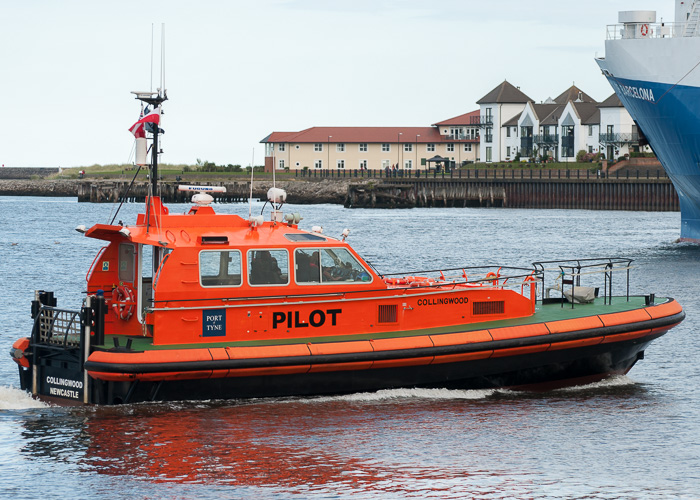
[486,269,501,286]
[112,285,136,321]
[640,23,649,36]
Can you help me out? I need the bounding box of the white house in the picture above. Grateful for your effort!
[476,81,531,162]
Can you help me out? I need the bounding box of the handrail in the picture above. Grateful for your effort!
[533,257,633,306]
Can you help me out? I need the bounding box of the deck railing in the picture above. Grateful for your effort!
[605,22,696,40]
[32,306,83,348]
[532,258,633,308]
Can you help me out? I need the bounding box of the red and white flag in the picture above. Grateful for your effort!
[128,106,161,137]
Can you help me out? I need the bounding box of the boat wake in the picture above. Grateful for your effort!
[554,374,637,392]
[302,387,512,403]
[0,386,48,410]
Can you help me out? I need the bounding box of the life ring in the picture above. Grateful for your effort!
[112,285,136,321]
[640,24,649,36]
[486,268,501,286]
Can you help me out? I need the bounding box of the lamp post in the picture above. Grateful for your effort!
[415,134,420,170]
[327,135,332,170]
[397,132,402,169]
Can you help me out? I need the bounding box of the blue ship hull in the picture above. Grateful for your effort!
[605,76,700,242]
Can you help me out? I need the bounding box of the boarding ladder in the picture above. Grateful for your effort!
[684,2,700,37]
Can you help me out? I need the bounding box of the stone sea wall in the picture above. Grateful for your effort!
[0,168,60,179]
[0,178,355,204]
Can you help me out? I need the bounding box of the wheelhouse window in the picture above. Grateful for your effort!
[200,250,242,287]
[248,249,289,285]
[295,248,372,284]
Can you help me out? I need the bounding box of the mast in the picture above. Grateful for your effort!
[132,91,167,193]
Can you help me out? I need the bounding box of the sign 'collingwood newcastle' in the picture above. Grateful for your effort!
[41,368,84,400]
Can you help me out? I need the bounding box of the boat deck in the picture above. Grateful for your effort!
[97,296,658,351]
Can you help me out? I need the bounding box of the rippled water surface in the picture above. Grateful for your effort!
[1,197,698,499]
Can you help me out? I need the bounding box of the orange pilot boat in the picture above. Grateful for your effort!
[10,92,685,405]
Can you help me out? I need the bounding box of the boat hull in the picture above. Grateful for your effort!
[82,300,684,403]
[597,37,700,242]
[14,297,683,405]
[92,330,663,404]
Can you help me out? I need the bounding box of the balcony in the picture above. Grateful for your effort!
[599,133,640,144]
[561,136,574,158]
[533,134,559,145]
[445,134,480,142]
[470,115,493,126]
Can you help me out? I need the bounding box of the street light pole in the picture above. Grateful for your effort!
[327,135,332,170]
[415,134,420,170]
[397,132,402,169]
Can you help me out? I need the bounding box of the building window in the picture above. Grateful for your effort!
[314,143,323,152]
[485,127,493,143]
[278,159,285,169]
[485,147,492,162]
[314,160,323,169]
[382,160,390,169]
[450,127,461,139]
[447,144,454,152]
[464,144,472,152]
[359,143,368,152]
[359,160,367,169]
[507,127,511,138]
[427,143,435,152]
[404,144,412,152]
[382,143,391,152]
[278,143,285,152]
[337,143,345,152]
[295,144,300,149]
[588,146,593,153]
[404,159,413,169]
[506,147,511,157]
[337,159,345,169]
[485,108,493,122]
[295,162,300,167]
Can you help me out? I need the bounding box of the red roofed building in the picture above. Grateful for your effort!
[261,111,480,172]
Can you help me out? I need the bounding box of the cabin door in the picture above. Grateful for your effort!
[137,244,154,324]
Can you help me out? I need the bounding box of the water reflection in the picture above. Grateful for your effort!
[15,381,665,497]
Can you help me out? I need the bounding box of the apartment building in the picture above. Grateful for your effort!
[262,81,645,170]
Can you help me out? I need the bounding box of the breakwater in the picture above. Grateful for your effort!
[0,178,349,205]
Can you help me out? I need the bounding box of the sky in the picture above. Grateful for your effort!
[0,0,676,169]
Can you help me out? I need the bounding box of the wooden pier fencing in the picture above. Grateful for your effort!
[347,177,679,211]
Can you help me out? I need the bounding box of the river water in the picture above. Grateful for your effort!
[1,196,698,499]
